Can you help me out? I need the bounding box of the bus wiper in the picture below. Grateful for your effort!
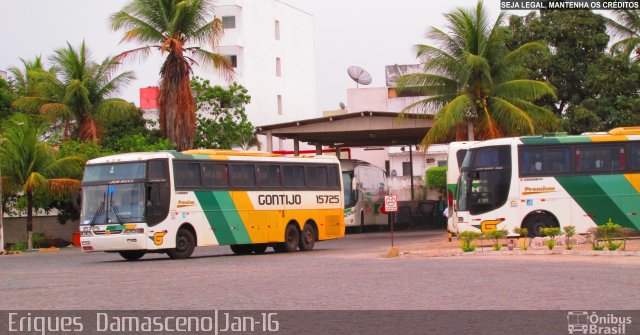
[89,194,106,226]
[109,192,124,225]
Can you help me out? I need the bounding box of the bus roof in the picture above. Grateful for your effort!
[86,150,340,165]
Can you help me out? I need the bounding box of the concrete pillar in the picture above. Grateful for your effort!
[266,131,273,153]
[294,140,300,156]
[315,144,322,156]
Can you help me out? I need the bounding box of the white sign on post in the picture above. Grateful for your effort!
[384,195,398,212]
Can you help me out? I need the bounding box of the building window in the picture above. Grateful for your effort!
[224,55,237,68]
[402,162,412,176]
[275,20,280,40]
[222,16,236,29]
[437,160,447,167]
[277,95,282,115]
[276,57,281,77]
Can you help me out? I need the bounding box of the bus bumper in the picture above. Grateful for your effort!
[344,211,357,227]
[80,234,148,252]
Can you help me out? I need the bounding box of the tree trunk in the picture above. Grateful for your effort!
[158,51,196,152]
[467,121,474,141]
[27,191,33,250]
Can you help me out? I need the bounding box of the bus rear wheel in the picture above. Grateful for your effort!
[299,224,316,251]
[230,244,253,255]
[167,228,195,259]
[119,250,145,261]
[523,213,556,237]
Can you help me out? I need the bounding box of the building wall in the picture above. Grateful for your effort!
[212,0,317,129]
[3,217,79,248]
[0,70,7,80]
[346,87,388,113]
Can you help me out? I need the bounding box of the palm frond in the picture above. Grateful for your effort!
[422,94,475,145]
[494,79,557,101]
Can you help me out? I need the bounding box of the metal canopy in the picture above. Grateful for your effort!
[255,111,434,147]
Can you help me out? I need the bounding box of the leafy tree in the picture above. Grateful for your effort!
[111,0,235,151]
[7,56,50,97]
[0,78,16,121]
[0,114,83,248]
[606,9,640,61]
[98,107,174,153]
[12,42,138,142]
[507,10,609,115]
[191,77,255,149]
[507,10,640,131]
[398,1,557,145]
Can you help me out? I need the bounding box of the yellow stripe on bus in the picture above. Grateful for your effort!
[589,135,628,142]
[624,174,640,194]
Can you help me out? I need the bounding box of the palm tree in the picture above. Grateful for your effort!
[8,56,50,97]
[397,1,557,145]
[110,0,235,151]
[606,9,640,61]
[0,114,83,249]
[13,42,137,142]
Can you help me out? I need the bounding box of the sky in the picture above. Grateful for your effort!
[0,0,502,114]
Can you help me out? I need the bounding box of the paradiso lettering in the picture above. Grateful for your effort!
[258,194,302,206]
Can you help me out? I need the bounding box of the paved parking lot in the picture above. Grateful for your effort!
[1,230,639,310]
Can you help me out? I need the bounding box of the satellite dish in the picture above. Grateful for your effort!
[339,102,346,110]
[347,66,372,87]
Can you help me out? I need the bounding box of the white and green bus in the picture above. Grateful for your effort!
[80,150,345,260]
[455,127,640,236]
[341,159,388,233]
[446,141,476,235]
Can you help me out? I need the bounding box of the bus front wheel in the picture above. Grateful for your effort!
[167,228,195,259]
[523,213,556,237]
[119,250,145,261]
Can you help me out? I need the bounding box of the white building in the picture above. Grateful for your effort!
[0,70,7,80]
[210,0,317,150]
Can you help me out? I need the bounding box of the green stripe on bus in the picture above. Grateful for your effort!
[520,136,593,145]
[195,191,252,245]
[555,175,634,228]
[591,175,640,229]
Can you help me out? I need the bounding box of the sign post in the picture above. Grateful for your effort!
[384,195,398,253]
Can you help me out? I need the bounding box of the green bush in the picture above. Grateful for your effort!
[514,227,529,250]
[597,220,622,251]
[541,227,562,250]
[425,166,447,190]
[563,226,576,250]
[10,242,26,252]
[485,229,508,251]
[460,231,483,252]
[31,232,48,248]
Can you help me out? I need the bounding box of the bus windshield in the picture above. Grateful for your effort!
[342,171,356,208]
[457,146,512,215]
[81,183,146,225]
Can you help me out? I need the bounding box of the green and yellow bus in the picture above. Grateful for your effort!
[80,150,345,260]
[455,127,640,236]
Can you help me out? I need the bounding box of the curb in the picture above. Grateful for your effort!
[38,247,60,252]
[460,250,640,256]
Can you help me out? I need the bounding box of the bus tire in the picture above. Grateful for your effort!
[523,212,557,237]
[119,250,145,261]
[167,228,195,259]
[356,212,365,234]
[230,244,253,255]
[299,224,316,251]
[278,224,299,252]
[252,244,268,254]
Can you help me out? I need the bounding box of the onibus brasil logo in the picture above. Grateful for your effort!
[567,311,632,334]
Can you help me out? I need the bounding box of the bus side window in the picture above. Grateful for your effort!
[147,159,170,226]
[632,144,640,170]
